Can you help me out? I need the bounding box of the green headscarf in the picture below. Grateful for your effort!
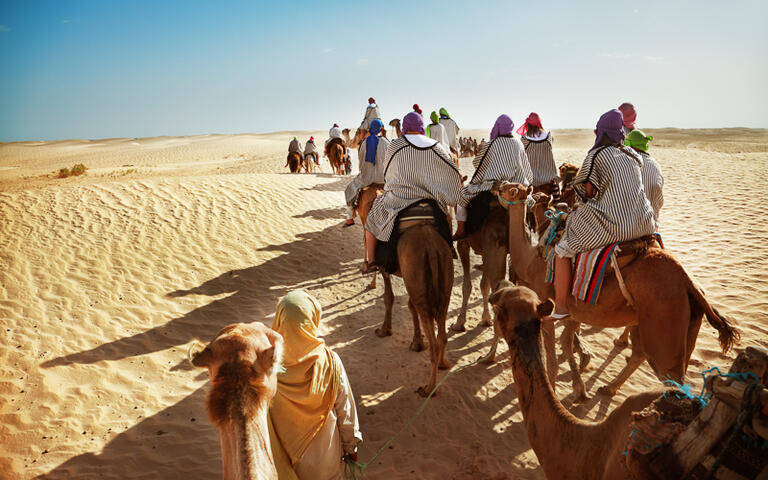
[426,111,439,137]
[439,107,450,119]
[625,129,653,152]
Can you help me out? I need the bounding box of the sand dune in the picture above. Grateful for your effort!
[1,129,766,479]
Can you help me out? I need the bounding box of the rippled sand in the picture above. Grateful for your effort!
[1,129,766,479]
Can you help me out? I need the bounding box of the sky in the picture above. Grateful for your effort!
[0,0,766,141]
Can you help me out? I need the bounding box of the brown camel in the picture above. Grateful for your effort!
[491,284,664,480]
[558,163,580,208]
[450,192,511,348]
[355,184,384,289]
[325,138,346,175]
[496,181,739,401]
[388,118,402,138]
[302,154,314,174]
[342,128,351,145]
[191,322,285,480]
[286,152,303,173]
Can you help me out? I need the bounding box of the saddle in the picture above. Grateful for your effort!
[610,234,663,270]
[375,199,452,274]
[465,191,502,235]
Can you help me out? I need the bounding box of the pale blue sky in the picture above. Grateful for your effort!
[1,0,766,141]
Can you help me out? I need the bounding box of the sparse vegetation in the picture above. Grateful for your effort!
[57,163,88,178]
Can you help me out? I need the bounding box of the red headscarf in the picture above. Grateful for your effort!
[515,112,543,136]
[332,123,339,128]
[412,104,422,115]
[618,103,636,130]
[368,97,375,104]
[309,136,314,142]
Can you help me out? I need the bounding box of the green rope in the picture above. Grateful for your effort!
[343,335,500,479]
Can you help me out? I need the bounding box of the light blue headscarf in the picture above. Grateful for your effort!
[365,119,383,165]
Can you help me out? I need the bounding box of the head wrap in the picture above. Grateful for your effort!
[368,97,375,104]
[332,123,339,128]
[625,129,653,152]
[269,290,340,465]
[293,137,297,141]
[412,104,422,115]
[490,114,514,141]
[309,136,314,142]
[402,111,425,135]
[593,109,626,149]
[618,103,636,130]
[365,119,383,165]
[515,112,543,136]
[439,107,450,119]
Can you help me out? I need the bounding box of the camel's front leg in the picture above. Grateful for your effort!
[375,273,393,338]
[598,326,645,396]
[480,271,493,327]
[572,329,593,372]
[407,299,425,352]
[561,319,589,402]
[451,240,472,332]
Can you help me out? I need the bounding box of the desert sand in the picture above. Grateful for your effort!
[1,128,767,479]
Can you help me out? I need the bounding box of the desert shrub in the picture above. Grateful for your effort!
[57,163,88,178]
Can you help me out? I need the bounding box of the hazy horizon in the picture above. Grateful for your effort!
[1,0,767,142]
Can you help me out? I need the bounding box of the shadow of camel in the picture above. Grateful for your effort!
[41,222,361,368]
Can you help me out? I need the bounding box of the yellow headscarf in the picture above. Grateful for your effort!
[268,289,340,467]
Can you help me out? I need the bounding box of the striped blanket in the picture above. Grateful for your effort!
[569,232,664,305]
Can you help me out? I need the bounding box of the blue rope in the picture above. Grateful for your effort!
[496,194,530,208]
[543,210,566,257]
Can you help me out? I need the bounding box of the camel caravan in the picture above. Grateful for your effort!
[202,99,767,479]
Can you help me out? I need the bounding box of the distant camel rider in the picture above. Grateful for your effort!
[426,111,449,153]
[344,119,389,227]
[618,102,637,135]
[304,136,319,166]
[626,129,664,222]
[438,107,460,156]
[325,124,344,156]
[360,97,381,132]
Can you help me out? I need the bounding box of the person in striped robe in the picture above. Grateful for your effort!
[343,120,390,226]
[547,109,657,320]
[626,129,664,221]
[363,112,462,272]
[426,111,449,153]
[454,114,533,239]
[518,112,559,193]
[438,108,460,155]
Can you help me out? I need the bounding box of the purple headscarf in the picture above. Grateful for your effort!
[402,111,425,135]
[490,114,514,140]
[593,109,626,149]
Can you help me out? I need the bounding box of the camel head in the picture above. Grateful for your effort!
[191,323,284,425]
[530,192,551,210]
[388,118,400,129]
[559,163,579,186]
[341,128,351,140]
[494,182,532,204]
[489,284,553,363]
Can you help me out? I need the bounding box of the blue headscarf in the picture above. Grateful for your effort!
[365,119,383,165]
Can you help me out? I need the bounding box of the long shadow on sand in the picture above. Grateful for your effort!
[41,222,361,368]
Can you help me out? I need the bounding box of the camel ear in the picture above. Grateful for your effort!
[490,180,504,195]
[190,341,213,368]
[261,334,284,374]
[536,299,554,318]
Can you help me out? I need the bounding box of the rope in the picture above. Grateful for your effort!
[343,335,501,479]
[496,194,531,208]
[542,210,566,257]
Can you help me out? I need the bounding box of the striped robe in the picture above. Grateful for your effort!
[639,151,664,221]
[344,137,390,205]
[556,146,656,257]
[360,105,381,130]
[427,123,450,153]
[366,136,462,241]
[521,133,558,187]
[439,117,460,152]
[458,135,533,207]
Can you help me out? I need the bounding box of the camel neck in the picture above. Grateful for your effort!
[506,204,541,281]
[218,400,277,480]
[506,327,595,477]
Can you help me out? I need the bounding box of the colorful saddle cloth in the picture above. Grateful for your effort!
[570,233,664,305]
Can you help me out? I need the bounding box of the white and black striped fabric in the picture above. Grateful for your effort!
[304,140,318,155]
[439,117,460,152]
[359,105,381,130]
[427,122,450,154]
[458,135,532,207]
[365,136,462,241]
[639,151,664,222]
[521,133,558,187]
[344,137,390,205]
[556,145,656,256]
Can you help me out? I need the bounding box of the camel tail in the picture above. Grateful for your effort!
[423,242,447,321]
[687,279,740,354]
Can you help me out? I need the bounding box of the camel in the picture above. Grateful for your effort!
[341,128,352,145]
[388,118,402,138]
[558,163,580,208]
[490,284,664,480]
[325,138,346,175]
[191,322,285,480]
[495,181,739,400]
[355,184,384,289]
[286,152,303,173]
[302,154,314,174]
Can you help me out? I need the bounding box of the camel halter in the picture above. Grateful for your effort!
[496,194,535,209]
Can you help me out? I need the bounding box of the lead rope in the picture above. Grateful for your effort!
[343,336,500,479]
[610,247,635,307]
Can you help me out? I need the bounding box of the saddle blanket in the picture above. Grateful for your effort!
[569,232,664,305]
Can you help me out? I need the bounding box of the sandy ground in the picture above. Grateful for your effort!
[1,128,767,479]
